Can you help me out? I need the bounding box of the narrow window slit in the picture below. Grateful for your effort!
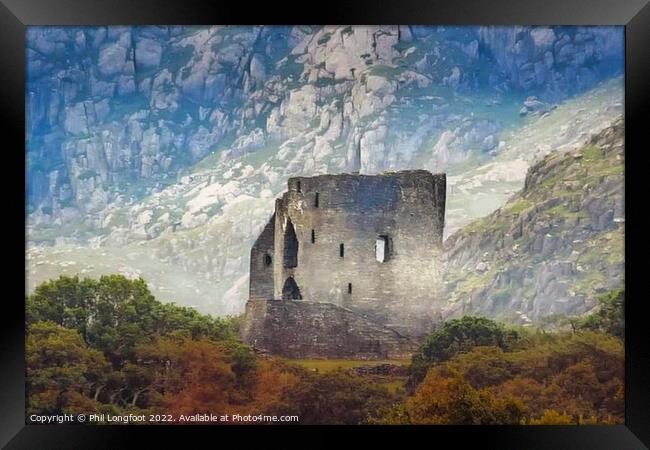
[348,283,352,294]
[311,229,315,243]
[296,180,301,192]
[283,219,298,268]
[315,192,319,208]
[340,243,344,258]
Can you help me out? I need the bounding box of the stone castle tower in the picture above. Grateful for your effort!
[241,170,446,359]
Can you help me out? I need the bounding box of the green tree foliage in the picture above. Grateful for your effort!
[374,330,623,425]
[221,340,259,387]
[405,368,525,425]
[26,275,250,416]
[26,276,96,339]
[409,316,520,387]
[277,370,400,425]
[579,289,624,339]
[27,275,239,368]
[26,322,110,415]
[86,275,159,368]
[25,277,625,425]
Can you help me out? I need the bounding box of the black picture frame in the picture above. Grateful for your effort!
[3,0,649,448]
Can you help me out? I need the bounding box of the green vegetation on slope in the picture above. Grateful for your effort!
[26,275,624,425]
[443,120,624,319]
[373,296,624,424]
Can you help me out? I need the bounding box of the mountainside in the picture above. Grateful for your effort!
[26,25,624,315]
[27,25,622,236]
[26,80,623,315]
[442,120,624,323]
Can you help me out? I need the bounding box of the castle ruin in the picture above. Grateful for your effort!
[241,170,446,359]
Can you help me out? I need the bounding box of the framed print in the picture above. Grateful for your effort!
[2,0,649,448]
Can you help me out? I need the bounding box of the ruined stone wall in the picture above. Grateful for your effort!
[249,213,275,301]
[273,170,446,334]
[257,300,417,359]
[240,299,269,349]
[243,170,446,357]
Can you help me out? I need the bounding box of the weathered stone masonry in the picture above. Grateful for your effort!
[241,170,446,359]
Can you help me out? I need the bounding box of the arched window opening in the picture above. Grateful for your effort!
[283,219,298,268]
[282,277,302,300]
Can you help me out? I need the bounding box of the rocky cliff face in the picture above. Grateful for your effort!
[442,120,624,323]
[26,25,624,315]
[27,26,622,235]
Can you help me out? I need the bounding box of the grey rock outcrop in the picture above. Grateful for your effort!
[442,120,624,321]
[27,25,623,237]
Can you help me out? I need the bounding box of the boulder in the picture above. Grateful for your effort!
[135,37,163,68]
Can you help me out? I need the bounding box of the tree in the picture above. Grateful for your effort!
[157,338,238,418]
[151,302,239,342]
[236,360,300,415]
[86,275,159,368]
[409,316,520,388]
[26,276,250,416]
[454,331,624,424]
[26,322,110,415]
[26,276,96,340]
[278,370,399,425]
[27,275,242,369]
[220,340,258,388]
[580,289,624,339]
[405,368,525,425]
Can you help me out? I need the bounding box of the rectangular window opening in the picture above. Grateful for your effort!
[339,243,344,258]
[348,283,352,294]
[296,180,301,192]
[376,235,389,262]
[315,192,319,208]
[311,229,315,243]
